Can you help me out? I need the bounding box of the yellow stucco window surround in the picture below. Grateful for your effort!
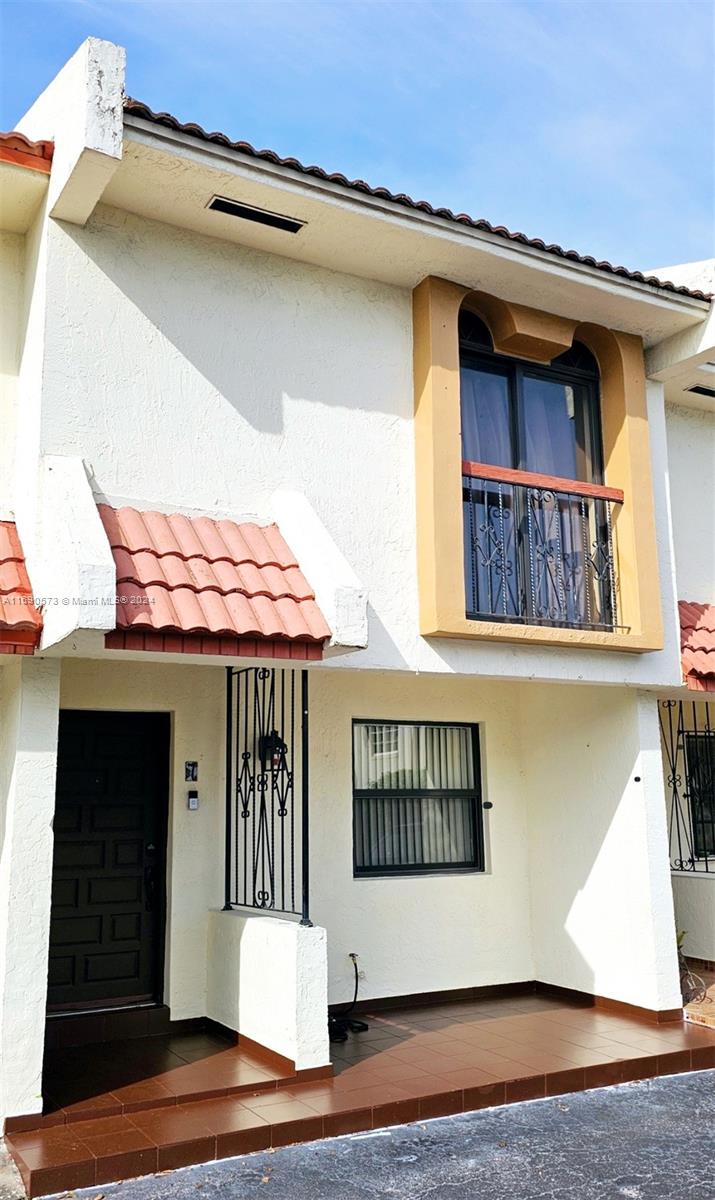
[413,276,663,653]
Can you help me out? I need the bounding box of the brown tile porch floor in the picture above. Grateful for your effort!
[7,994,715,1197]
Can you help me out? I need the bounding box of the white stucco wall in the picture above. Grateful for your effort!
[17,38,124,227]
[13,203,49,583]
[59,658,225,1020]
[206,910,329,1070]
[522,686,681,1011]
[27,204,683,689]
[665,402,715,603]
[0,658,61,1121]
[0,232,23,514]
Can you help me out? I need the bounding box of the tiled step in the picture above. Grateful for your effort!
[8,1042,715,1197]
[6,1037,327,1136]
[8,1067,292,1135]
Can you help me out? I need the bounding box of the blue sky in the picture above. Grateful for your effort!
[0,0,712,271]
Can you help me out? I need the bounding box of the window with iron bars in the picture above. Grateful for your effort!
[352,719,484,877]
[659,699,715,874]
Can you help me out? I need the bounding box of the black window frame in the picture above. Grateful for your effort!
[459,315,605,485]
[351,718,485,878]
[684,731,715,859]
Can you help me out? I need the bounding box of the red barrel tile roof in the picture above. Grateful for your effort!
[679,601,715,692]
[124,99,712,303]
[0,522,42,654]
[98,505,331,652]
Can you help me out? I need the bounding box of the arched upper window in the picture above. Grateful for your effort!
[459,308,603,484]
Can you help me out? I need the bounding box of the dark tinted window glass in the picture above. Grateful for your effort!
[685,733,715,858]
[458,310,493,349]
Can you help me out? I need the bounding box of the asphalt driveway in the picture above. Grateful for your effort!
[3,1070,714,1200]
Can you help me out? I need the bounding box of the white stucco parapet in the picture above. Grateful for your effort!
[16,37,125,225]
[31,455,116,649]
[271,489,368,652]
[206,909,330,1071]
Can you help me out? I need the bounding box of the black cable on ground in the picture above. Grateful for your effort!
[328,953,369,1042]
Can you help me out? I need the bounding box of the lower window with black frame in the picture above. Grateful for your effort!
[684,731,715,859]
[352,719,484,876]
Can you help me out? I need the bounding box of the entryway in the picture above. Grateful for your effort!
[47,710,170,1013]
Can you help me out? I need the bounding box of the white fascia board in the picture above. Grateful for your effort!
[34,455,116,649]
[16,38,125,225]
[123,116,711,323]
[646,305,715,379]
[270,490,368,651]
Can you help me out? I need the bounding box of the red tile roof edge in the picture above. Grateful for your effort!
[124,98,712,304]
[0,521,42,650]
[106,629,323,660]
[0,132,53,174]
[678,600,715,693]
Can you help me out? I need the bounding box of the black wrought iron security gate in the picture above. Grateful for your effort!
[223,666,310,923]
[659,699,714,874]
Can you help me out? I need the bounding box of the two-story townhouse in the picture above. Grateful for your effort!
[1,39,713,1196]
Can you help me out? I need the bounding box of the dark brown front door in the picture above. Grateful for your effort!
[47,710,170,1011]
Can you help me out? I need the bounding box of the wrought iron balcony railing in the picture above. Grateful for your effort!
[462,462,623,632]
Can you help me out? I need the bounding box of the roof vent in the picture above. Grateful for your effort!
[686,384,715,398]
[207,195,305,233]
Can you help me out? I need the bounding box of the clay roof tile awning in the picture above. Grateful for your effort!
[0,522,42,654]
[679,601,715,692]
[99,505,331,660]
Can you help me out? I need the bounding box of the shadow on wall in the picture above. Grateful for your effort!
[59,206,412,438]
[521,683,680,1011]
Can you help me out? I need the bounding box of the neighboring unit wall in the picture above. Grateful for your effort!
[672,876,715,961]
[660,696,715,961]
[665,402,715,602]
[522,685,681,1012]
[59,659,225,1020]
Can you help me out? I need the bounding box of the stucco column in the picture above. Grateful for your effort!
[0,658,61,1120]
[634,690,683,1010]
